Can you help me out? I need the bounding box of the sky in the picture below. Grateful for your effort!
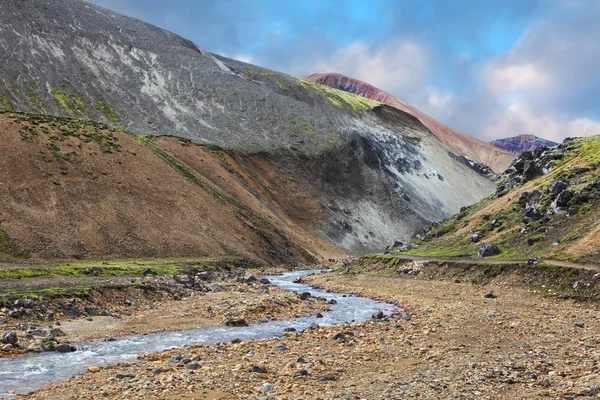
[88,0,600,143]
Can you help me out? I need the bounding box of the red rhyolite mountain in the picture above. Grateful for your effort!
[306,73,515,173]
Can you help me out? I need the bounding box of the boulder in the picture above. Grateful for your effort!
[1,332,17,345]
[299,292,311,300]
[224,318,248,327]
[478,243,500,257]
[550,180,567,198]
[372,311,384,320]
[470,231,482,243]
[55,343,77,353]
[555,190,573,208]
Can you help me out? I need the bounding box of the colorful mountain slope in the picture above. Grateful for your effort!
[395,134,600,264]
[306,73,515,173]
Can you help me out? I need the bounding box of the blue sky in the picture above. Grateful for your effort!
[89,0,600,142]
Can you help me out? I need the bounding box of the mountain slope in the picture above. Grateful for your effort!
[306,73,515,173]
[491,134,558,154]
[395,136,600,264]
[0,0,495,259]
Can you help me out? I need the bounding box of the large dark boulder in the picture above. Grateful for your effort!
[478,243,500,257]
[1,332,18,345]
[551,180,567,199]
[555,190,573,208]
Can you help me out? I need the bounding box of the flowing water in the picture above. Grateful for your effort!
[0,269,398,397]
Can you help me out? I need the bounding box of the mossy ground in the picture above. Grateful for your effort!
[0,257,249,280]
[398,135,600,263]
[350,256,600,302]
[0,257,253,303]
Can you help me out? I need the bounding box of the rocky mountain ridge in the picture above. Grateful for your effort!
[305,73,516,173]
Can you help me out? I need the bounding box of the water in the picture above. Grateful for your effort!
[0,269,398,396]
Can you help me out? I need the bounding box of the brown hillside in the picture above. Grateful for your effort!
[0,113,343,264]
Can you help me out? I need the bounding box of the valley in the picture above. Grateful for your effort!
[0,0,598,399]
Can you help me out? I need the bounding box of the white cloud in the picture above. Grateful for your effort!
[426,88,453,113]
[291,39,428,95]
[483,101,600,143]
[232,54,254,64]
[484,63,551,96]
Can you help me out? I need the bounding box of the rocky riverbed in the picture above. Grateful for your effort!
[0,271,330,357]
[23,269,600,399]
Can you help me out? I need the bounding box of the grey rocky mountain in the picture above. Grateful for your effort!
[0,0,495,253]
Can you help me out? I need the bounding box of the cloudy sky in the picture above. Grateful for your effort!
[88,0,600,143]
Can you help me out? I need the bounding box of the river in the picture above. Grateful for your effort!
[0,269,399,397]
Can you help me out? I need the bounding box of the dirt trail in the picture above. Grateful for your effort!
[390,254,600,272]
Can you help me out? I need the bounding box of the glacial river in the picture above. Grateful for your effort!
[0,269,398,397]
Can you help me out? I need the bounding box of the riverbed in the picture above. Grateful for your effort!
[0,269,398,397]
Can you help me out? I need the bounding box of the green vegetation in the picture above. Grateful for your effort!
[0,258,248,281]
[275,80,287,91]
[52,88,79,117]
[133,135,208,189]
[95,97,120,123]
[0,96,13,111]
[0,287,92,303]
[8,111,122,162]
[27,91,41,107]
[294,78,381,113]
[211,149,238,174]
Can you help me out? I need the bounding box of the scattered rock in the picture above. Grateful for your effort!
[55,343,77,353]
[372,311,384,320]
[115,372,135,379]
[483,290,496,299]
[299,292,311,300]
[224,318,248,327]
[252,365,267,374]
[1,332,18,345]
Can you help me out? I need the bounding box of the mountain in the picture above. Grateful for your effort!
[490,134,558,154]
[0,0,495,262]
[306,73,515,173]
[395,135,600,264]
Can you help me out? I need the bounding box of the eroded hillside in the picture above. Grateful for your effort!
[306,73,516,172]
[0,112,346,263]
[0,0,495,256]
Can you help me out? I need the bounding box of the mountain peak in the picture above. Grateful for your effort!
[490,134,559,154]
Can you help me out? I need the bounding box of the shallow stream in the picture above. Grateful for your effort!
[0,269,398,396]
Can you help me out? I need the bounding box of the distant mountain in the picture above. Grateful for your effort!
[490,134,558,154]
[306,73,515,173]
[0,0,495,261]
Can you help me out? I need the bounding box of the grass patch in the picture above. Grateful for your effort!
[0,257,252,280]
[95,97,120,123]
[294,78,381,112]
